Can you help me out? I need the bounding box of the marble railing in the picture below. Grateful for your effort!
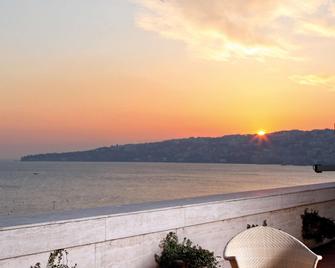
[0,182,334,268]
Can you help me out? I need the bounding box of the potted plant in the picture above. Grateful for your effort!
[155,232,220,268]
[31,249,77,268]
[301,209,335,247]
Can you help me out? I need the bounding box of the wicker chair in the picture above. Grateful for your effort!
[224,226,322,268]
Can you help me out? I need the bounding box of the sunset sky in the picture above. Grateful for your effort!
[1,0,335,159]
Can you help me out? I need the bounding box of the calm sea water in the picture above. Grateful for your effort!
[0,160,334,217]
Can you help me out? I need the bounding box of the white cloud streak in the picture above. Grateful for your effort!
[290,74,335,91]
[134,0,335,60]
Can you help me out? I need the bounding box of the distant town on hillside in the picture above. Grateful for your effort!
[21,129,335,165]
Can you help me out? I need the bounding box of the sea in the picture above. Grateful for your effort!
[0,160,334,217]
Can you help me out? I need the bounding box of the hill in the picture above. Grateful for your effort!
[21,129,335,165]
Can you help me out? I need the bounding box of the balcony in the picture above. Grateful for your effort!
[0,182,334,267]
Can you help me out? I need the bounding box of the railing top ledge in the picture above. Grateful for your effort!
[1,182,334,231]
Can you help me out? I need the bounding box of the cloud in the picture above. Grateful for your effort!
[289,74,335,90]
[299,20,335,37]
[134,0,334,60]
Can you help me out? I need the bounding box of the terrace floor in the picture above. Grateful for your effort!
[314,242,335,268]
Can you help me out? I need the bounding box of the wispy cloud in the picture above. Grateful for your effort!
[290,74,335,90]
[298,20,335,38]
[134,0,335,61]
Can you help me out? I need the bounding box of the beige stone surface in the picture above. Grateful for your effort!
[0,183,334,268]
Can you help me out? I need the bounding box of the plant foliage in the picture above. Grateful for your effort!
[155,232,220,268]
[30,249,77,268]
[301,209,335,243]
[247,220,267,229]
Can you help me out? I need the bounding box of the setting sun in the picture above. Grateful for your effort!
[257,130,266,136]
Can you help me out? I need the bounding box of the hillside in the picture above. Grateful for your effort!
[21,129,335,165]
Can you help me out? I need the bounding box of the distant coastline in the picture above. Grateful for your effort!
[21,129,335,165]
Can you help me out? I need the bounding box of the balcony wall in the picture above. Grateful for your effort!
[0,182,334,268]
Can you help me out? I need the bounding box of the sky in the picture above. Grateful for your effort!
[0,0,335,159]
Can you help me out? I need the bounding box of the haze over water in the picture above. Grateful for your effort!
[0,160,334,217]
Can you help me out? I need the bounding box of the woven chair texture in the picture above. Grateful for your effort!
[224,226,322,268]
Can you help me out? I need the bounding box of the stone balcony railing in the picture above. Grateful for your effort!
[0,182,334,268]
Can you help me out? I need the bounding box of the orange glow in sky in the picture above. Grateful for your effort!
[0,1,334,159]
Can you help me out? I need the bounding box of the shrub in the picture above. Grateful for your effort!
[301,209,335,243]
[155,232,220,268]
[30,249,77,268]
